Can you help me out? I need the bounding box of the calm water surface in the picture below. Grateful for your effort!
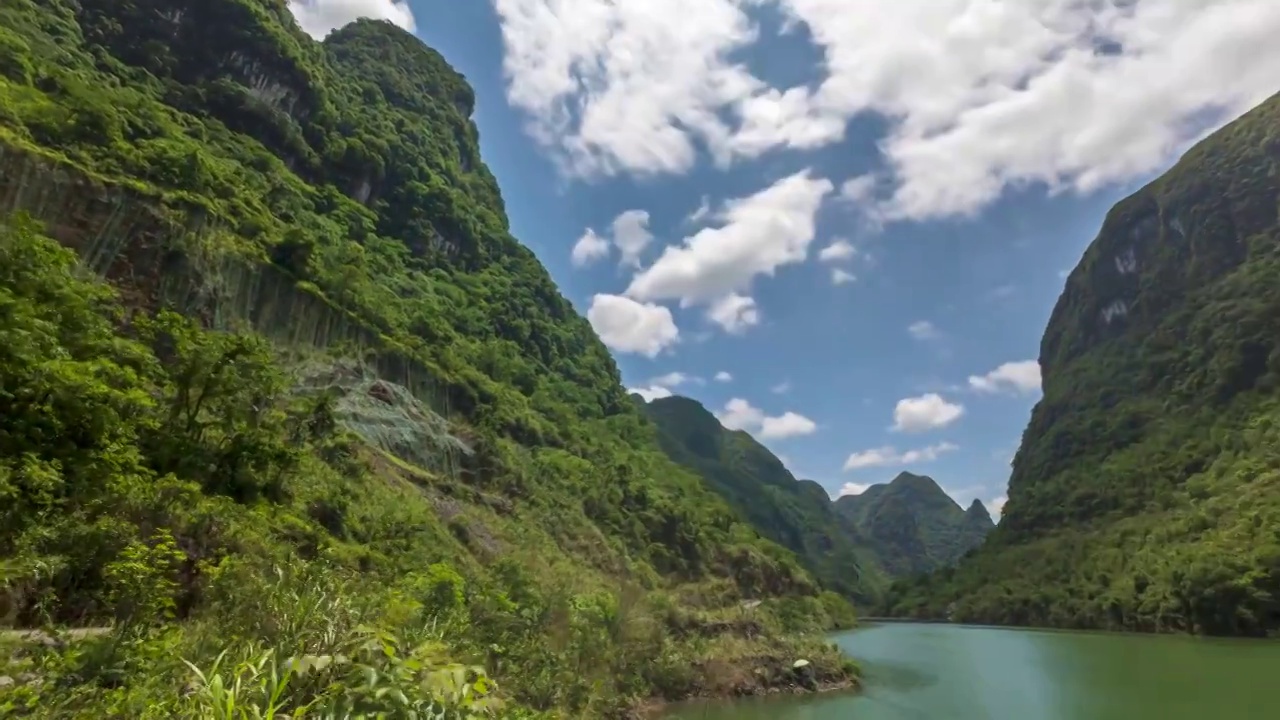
[667,622,1280,720]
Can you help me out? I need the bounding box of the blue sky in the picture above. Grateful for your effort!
[288,0,1280,515]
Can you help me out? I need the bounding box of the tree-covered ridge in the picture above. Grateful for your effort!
[0,0,861,715]
[640,395,889,602]
[885,91,1280,636]
[834,473,993,578]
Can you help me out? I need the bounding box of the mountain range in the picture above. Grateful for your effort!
[640,396,995,600]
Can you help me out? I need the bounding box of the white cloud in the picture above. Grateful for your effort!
[707,293,760,334]
[771,381,791,395]
[492,0,768,177]
[611,210,654,267]
[831,268,856,285]
[571,210,653,268]
[837,481,872,497]
[761,412,818,439]
[969,360,1042,395]
[627,368,701,397]
[650,372,690,387]
[839,174,877,204]
[717,398,817,440]
[629,385,673,402]
[714,371,733,383]
[717,398,764,431]
[570,228,610,267]
[626,170,832,329]
[907,320,939,341]
[495,0,1280,220]
[817,238,855,263]
[892,393,964,433]
[288,0,415,39]
[989,495,1008,521]
[843,441,959,471]
[586,294,679,357]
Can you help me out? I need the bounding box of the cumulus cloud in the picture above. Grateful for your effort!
[611,210,654,267]
[969,360,1042,395]
[629,371,700,401]
[839,174,878,204]
[288,0,415,39]
[817,239,856,284]
[586,294,679,357]
[494,0,1280,220]
[629,385,673,402]
[714,371,733,382]
[571,210,653,268]
[650,371,696,388]
[892,393,964,433]
[717,398,818,440]
[570,228,610,267]
[843,441,959,471]
[837,481,872,497]
[817,238,856,263]
[625,170,832,331]
[707,294,760,334]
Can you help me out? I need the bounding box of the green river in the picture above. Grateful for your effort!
[667,622,1279,720]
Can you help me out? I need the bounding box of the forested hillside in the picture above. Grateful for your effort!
[0,1,860,716]
[834,473,993,578]
[885,92,1280,637]
[641,396,889,602]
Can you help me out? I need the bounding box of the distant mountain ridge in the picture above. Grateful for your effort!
[639,395,889,602]
[835,472,994,578]
[640,396,996,601]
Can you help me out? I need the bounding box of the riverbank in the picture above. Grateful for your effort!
[630,671,859,719]
[859,616,950,624]
[628,637,863,719]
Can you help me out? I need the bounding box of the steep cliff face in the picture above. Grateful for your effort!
[641,395,888,601]
[1005,91,1280,539]
[887,93,1280,636]
[835,473,993,577]
[0,0,862,714]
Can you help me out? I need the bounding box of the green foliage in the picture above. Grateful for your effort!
[182,630,505,719]
[642,396,886,604]
[834,472,993,578]
[886,92,1280,637]
[0,0,862,715]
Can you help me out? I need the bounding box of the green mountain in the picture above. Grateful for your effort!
[640,395,888,602]
[884,92,1280,637]
[0,1,861,716]
[834,473,993,578]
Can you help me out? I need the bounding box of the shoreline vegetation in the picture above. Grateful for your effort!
[0,0,863,716]
[0,207,863,713]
